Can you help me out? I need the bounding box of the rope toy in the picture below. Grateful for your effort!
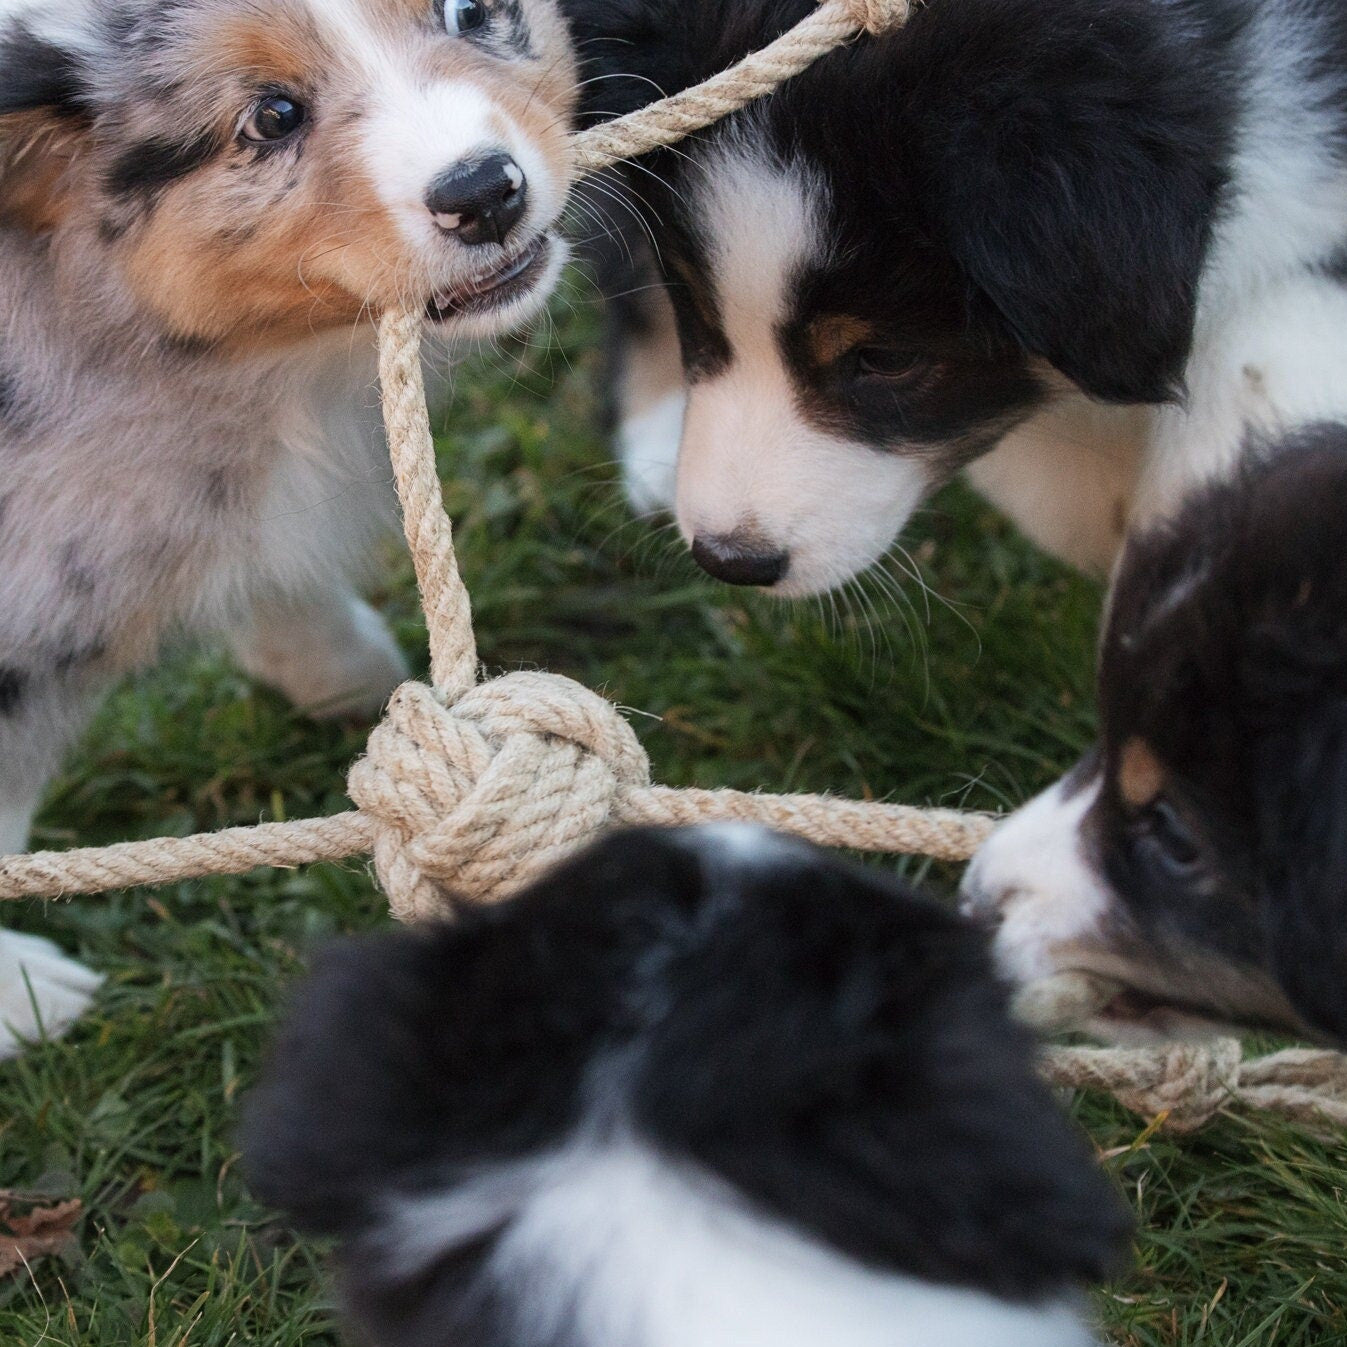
[0,0,1343,1135]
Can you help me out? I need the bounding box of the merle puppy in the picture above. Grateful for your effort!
[568,0,1347,596]
[962,434,1347,1044]
[0,0,576,1051]
[244,825,1130,1347]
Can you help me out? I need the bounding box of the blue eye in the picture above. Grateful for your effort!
[242,95,306,142]
[445,0,487,35]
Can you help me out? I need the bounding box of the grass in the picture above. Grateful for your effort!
[1,287,1345,1345]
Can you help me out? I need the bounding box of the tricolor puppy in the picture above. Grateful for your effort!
[569,0,1347,596]
[0,0,576,1052]
[962,434,1347,1044]
[243,826,1130,1347]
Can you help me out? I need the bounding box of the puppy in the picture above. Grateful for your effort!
[243,825,1130,1347]
[961,433,1347,1044]
[566,0,1347,596]
[0,0,577,1052]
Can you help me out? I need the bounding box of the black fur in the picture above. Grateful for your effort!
[0,22,89,119]
[1321,243,1347,286]
[244,828,1130,1347]
[0,370,22,426]
[0,667,28,717]
[105,131,220,201]
[1080,429,1347,1039]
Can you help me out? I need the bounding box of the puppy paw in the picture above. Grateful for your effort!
[618,390,685,516]
[233,594,409,721]
[0,930,102,1059]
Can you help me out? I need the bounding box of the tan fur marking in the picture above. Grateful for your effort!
[0,120,82,232]
[1118,737,1167,811]
[807,315,880,367]
[206,9,334,88]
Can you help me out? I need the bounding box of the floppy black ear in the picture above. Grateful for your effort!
[902,0,1231,403]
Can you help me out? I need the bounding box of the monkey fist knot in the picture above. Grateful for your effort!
[348,673,650,921]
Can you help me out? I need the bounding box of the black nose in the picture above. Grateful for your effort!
[426,152,527,247]
[691,534,790,587]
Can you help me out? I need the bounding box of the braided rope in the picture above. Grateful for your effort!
[0,0,1343,1133]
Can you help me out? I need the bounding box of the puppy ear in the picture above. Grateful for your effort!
[0,14,96,230]
[634,862,1133,1300]
[903,0,1226,403]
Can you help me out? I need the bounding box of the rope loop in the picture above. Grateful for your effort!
[1045,1040,1243,1134]
[845,0,913,33]
[348,673,650,921]
[1043,1040,1347,1133]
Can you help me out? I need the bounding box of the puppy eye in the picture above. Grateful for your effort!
[242,96,306,143]
[852,347,929,384]
[445,0,488,34]
[1140,799,1205,878]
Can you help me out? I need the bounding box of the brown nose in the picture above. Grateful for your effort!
[426,152,527,247]
[690,534,789,587]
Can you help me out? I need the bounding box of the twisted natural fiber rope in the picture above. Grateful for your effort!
[0,0,1344,1133]
[1042,1041,1347,1134]
[569,0,912,175]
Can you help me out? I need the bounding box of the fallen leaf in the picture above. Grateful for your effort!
[0,1197,82,1278]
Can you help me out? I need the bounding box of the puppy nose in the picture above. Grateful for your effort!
[426,153,527,246]
[691,534,790,587]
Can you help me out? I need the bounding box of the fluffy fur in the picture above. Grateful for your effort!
[565,0,1347,595]
[243,825,1131,1347]
[962,433,1347,1044]
[0,0,577,1053]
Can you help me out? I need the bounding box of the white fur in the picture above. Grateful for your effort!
[960,773,1110,985]
[338,0,568,339]
[387,1138,1098,1347]
[619,389,685,514]
[1136,274,1347,523]
[0,929,102,1059]
[229,590,408,719]
[687,821,793,867]
[674,146,929,596]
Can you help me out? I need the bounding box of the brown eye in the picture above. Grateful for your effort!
[242,95,306,143]
[852,348,929,383]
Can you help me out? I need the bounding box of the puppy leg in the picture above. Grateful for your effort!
[230,585,408,721]
[963,392,1149,575]
[613,282,686,517]
[0,674,106,1057]
[583,203,686,516]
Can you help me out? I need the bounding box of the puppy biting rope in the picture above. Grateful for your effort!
[0,0,1344,1134]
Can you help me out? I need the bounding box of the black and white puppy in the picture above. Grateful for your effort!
[567,0,1347,596]
[962,433,1347,1044]
[244,825,1130,1347]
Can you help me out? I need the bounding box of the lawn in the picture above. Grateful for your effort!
[1,281,1344,1346]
